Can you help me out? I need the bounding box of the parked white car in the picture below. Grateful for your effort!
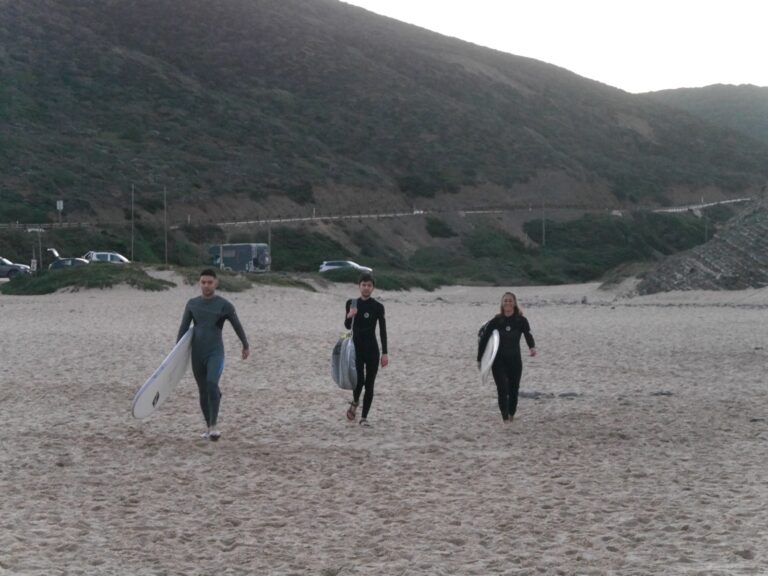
[318,260,372,274]
[82,251,131,264]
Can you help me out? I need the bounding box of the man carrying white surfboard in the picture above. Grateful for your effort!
[477,292,536,423]
[344,273,388,427]
[177,269,250,441]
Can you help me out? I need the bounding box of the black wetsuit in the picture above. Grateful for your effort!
[477,313,535,420]
[177,295,249,428]
[345,297,387,420]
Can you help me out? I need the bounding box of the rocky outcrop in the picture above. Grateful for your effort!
[637,200,768,293]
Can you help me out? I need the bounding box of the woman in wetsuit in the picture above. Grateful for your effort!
[477,292,536,423]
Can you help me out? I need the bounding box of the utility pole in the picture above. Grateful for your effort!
[163,186,168,266]
[131,184,135,261]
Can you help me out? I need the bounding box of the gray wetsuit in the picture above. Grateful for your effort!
[177,295,249,427]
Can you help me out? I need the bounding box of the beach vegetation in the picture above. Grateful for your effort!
[175,266,315,292]
[0,264,174,295]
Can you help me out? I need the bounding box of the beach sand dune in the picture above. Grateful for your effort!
[1,281,766,575]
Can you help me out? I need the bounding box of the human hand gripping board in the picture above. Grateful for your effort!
[131,328,193,419]
[479,329,500,385]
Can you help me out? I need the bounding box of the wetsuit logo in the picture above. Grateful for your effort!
[505,326,511,331]
[364,312,370,319]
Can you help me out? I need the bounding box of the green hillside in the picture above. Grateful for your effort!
[644,84,768,145]
[2,0,767,226]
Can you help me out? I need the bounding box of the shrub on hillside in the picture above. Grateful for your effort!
[425,216,457,238]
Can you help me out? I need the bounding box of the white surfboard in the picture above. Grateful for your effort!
[331,333,357,390]
[479,329,500,385]
[131,328,193,419]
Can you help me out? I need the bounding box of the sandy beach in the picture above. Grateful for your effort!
[1,276,767,575]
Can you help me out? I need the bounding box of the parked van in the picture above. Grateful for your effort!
[208,243,271,273]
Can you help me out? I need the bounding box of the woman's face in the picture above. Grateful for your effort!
[502,294,517,314]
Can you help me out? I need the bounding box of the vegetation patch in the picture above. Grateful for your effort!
[269,228,349,272]
[0,265,175,295]
[370,272,446,291]
[0,197,50,222]
[249,272,316,291]
[175,266,315,292]
[320,267,361,284]
[464,227,527,259]
[521,211,715,283]
[349,228,403,266]
[425,216,457,238]
[396,172,459,198]
[179,224,226,245]
[283,181,314,205]
[176,267,255,292]
[321,267,447,291]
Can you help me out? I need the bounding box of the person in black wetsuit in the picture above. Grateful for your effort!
[177,269,250,441]
[344,273,388,427]
[477,292,536,423]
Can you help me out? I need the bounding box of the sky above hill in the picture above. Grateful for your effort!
[342,0,768,93]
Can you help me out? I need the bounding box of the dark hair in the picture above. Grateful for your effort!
[200,268,217,278]
[358,273,375,285]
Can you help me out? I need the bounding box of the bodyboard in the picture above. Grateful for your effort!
[342,336,357,390]
[331,332,357,390]
[331,336,344,385]
[131,328,193,419]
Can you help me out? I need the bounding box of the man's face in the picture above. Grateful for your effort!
[359,280,374,298]
[200,275,217,298]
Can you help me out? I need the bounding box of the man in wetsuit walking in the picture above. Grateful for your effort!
[177,269,250,441]
[345,273,388,427]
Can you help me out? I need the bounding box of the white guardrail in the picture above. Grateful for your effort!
[0,198,755,230]
[651,198,752,213]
